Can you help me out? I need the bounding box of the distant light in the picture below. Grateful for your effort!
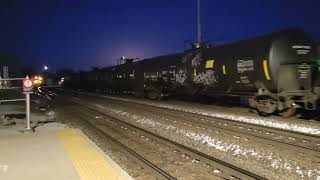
[32,75,44,85]
[43,65,48,70]
[121,56,126,59]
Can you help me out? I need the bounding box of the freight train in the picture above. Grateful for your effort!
[65,29,320,117]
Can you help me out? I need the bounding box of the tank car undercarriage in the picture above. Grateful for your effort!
[249,87,320,117]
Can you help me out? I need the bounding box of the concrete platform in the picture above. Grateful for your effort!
[0,123,133,180]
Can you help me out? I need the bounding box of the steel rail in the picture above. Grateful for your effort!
[67,105,176,180]
[76,102,266,180]
[103,96,320,155]
[66,90,320,155]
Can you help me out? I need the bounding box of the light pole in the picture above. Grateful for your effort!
[197,0,202,44]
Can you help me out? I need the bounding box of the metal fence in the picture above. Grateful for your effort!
[0,77,32,131]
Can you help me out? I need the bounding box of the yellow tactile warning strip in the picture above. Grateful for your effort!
[58,128,122,180]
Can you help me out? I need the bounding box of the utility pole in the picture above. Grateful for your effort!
[197,0,202,44]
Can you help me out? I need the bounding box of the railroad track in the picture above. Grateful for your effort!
[68,101,266,180]
[83,94,320,159]
[64,104,176,180]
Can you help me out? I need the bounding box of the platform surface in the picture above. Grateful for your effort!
[0,123,133,180]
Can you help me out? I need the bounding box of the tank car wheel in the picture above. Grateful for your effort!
[255,100,277,116]
[147,89,161,100]
[279,107,296,118]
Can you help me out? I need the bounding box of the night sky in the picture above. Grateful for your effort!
[1,0,319,71]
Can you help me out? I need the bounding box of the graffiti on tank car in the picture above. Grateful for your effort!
[237,60,254,73]
[181,51,202,68]
[191,53,202,67]
[193,70,218,85]
[176,70,187,85]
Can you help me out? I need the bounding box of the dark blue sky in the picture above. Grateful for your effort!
[0,0,319,71]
